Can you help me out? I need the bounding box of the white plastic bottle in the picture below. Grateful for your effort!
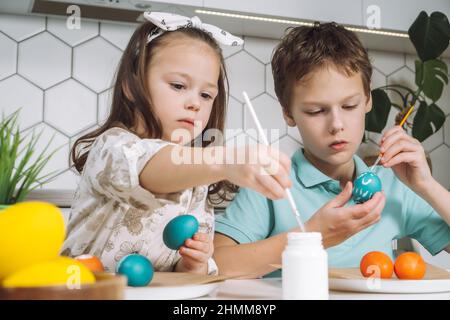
[282,232,328,300]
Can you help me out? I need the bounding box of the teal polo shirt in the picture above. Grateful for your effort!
[215,149,450,273]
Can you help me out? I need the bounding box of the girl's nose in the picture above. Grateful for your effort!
[185,103,200,112]
[185,95,200,112]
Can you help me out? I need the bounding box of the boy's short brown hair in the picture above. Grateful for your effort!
[271,22,372,113]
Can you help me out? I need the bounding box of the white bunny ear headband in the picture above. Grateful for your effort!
[143,11,244,46]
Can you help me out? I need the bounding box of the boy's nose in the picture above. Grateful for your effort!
[329,112,344,134]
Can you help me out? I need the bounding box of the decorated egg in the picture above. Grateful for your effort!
[0,201,65,279]
[116,254,154,287]
[163,215,199,250]
[75,254,104,273]
[352,171,382,203]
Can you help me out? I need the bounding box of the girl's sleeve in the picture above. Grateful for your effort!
[83,129,175,205]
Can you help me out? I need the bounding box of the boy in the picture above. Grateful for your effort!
[213,22,450,278]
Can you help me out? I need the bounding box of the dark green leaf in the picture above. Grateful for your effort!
[366,89,391,133]
[415,59,424,88]
[412,101,446,141]
[408,11,450,61]
[415,59,448,101]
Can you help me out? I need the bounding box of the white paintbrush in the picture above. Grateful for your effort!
[243,91,305,232]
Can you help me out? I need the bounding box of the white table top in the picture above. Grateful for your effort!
[198,278,450,300]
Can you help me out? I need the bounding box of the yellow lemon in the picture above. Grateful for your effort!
[2,257,95,288]
[0,201,66,279]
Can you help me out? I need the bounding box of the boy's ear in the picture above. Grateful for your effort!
[283,108,296,127]
[364,90,373,114]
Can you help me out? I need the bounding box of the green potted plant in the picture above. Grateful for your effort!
[0,111,59,210]
[365,11,450,164]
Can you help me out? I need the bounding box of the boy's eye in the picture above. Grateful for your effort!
[170,83,185,90]
[306,109,323,115]
[343,105,357,110]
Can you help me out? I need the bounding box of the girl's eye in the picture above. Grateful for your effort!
[170,83,185,90]
[343,105,357,110]
[201,93,213,100]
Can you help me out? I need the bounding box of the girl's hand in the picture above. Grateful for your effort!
[379,126,433,193]
[220,145,292,200]
[304,182,385,248]
[175,233,213,274]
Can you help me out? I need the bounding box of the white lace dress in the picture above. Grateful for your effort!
[61,127,217,274]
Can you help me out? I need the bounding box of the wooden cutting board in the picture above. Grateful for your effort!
[269,264,450,280]
[148,272,233,287]
[0,272,126,300]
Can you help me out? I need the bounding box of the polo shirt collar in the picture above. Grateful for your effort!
[292,149,369,189]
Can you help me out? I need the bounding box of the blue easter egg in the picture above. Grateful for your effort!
[352,171,382,203]
[116,254,154,287]
[163,215,199,250]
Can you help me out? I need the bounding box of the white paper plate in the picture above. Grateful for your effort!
[124,282,220,300]
[330,278,450,294]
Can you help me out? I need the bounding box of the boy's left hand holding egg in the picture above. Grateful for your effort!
[175,233,214,274]
[380,126,433,193]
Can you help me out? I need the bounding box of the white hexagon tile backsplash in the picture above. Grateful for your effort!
[0,14,45,41]
[227,50,266,101]
[0,74,44,130]
[0,31,16,79]
[72,37,122,93]
[18,32,72,89]
[45,79,98,136]
[47,16,98,46]
[0,13,449,191]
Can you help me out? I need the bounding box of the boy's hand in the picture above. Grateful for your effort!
[175,233,213,274]
[380,126,433,193]
[304,181,386,248]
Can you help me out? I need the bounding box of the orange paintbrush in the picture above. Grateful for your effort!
[369,106,415,171]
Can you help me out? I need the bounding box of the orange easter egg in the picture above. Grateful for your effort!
[74,254,104,273]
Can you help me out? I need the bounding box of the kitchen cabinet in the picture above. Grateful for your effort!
[362,0,450,31]
[198,0,450,57]
[143,0,203,7]
[203,0,363,26]
[201,0,450,33]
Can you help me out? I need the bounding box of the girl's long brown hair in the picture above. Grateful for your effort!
[71,21,237,204]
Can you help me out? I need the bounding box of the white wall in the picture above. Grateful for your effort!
[1,13,449,190]
[1,13,449,268]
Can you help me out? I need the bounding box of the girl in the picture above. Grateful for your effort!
[61,12,292,275]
